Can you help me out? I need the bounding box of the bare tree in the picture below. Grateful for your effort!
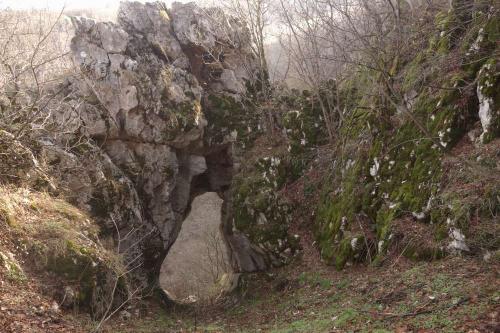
[275,0,464,144]
[277,0,348,142]
[0,7,78,141]
[92,216,155,332]
[205,0,272,97]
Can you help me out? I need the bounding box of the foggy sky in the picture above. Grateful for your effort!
[0,0,187,10]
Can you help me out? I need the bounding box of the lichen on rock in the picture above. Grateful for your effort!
[231,151,300,266]
[476,59,500,143]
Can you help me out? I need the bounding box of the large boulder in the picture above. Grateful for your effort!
[160,192,236,303]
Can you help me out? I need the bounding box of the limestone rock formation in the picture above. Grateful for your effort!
[49,0,269,291]
[169,2,256,96]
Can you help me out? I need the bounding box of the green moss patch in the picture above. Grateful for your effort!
[204,94,261,148]
[313,6,499,268]
[232,154,298,262]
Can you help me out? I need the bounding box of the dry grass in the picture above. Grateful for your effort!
[0,185,126,332]
[0,186,103,259]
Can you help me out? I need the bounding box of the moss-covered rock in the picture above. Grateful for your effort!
[313,5,499,269]
[162,100,204,141]
[36,238,126,317]
[89,177,128,219]
[281,90,328,156]
[431,10,458,54]
[204,94,261,148]
[0,186,128,318]
[231,154,299,263]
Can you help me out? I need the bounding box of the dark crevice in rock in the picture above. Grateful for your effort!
[190,172,212,197]
[159,139,268,302]
[170,145,233,246]
[158,144,239,303]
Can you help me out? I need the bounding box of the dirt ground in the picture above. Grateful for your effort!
[97,248,499,333]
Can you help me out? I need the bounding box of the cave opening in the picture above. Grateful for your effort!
[159,146,238,304]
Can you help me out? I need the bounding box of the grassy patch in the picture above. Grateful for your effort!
[298,272,333,289]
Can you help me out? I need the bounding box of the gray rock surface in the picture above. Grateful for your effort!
[52,1,267,288]
[160,192,236,302]
[69,4,206,274]
[169,2,257,94]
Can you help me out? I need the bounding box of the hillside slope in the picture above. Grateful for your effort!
[0,1,498,332]
[0,185,126,332]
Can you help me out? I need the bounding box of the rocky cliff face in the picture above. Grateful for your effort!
[45,1,268,289]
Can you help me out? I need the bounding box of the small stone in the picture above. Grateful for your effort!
[448,228,469,252]
[120,310,132,320]
[61,286,76,308]
[50,301,60,313]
